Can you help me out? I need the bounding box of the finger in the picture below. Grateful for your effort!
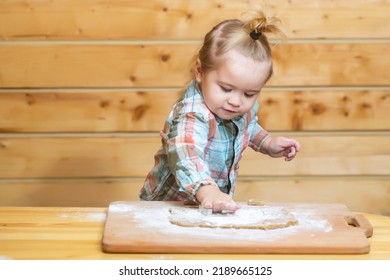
[284,147,296,161]
[283,138,300,152]
[202,200,213,209]
[223,201,240,211]
[212,201,240,213]
[293,140,301,152]
[288,146,296,158]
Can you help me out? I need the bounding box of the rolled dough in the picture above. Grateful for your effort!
[168,203,298,230]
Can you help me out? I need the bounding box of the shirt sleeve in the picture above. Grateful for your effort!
[249,122,270,152]
[161,112,217,199]
[248,103,270,152]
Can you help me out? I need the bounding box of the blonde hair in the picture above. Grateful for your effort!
[194,10,286,81]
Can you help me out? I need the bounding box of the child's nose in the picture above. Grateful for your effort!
[228,95,241,107]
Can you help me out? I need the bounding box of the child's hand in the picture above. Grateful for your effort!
[195,184,240,213]
[263,136,300,161]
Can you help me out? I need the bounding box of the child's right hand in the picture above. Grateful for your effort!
[195,184,240,213]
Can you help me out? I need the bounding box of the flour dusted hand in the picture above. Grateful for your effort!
[196,184,240,213]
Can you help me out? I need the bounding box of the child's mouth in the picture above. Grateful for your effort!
[223,108,237,113]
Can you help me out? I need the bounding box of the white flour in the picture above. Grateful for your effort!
[59,212,106,221]
[169,206,297,229]
[109,203,332,242]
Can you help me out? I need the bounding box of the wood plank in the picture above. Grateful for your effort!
[260,89,390,131]
[0,90,182,133]
[1,207,388,260]
[241,134,390,176]
[0,134,389,178]
[0,89,389,132]
[0,180,142,207]
[234,178,390,215]
[0,0,389,40]
[0,43,389,88]
[1,178,389,214]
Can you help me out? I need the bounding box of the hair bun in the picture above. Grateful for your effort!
[250,30,261,40]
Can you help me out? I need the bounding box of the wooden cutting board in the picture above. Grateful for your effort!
[101,201,373,254]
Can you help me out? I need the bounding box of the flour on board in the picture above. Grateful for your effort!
[109,202,333,242]
[168,205,298,230]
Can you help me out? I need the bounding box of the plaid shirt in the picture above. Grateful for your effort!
[139,80,269,202]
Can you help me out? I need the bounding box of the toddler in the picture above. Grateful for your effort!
[139,10,300,213]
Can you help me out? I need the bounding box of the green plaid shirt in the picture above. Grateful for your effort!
[139,80,269,201]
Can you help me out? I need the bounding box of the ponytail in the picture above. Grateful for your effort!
[194,9,286,78]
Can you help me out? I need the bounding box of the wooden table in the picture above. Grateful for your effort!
[1,206,390,260]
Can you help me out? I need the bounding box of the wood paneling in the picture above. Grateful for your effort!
[234,178,390,215]
[0,90,182,133]
[0,0,389,212]
[0,134,389,178]
[1,178,389,214]
[0,89,389,132]
[0,43,389,88]
[261,89,390,131]
[1,0,389,40]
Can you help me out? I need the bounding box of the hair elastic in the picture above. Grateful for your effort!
[250,29,261,40]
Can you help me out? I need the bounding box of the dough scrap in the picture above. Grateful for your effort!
[168,204,298,230]
[247,199,266,206]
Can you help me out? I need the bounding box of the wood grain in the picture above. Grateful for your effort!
[101,201,372,254]
[1,207,389,259]
[1,0,389,40]
[0,89,389,132]
[0,134,389,178]
[0,0,389,214]
[1,178,389,214]
[0,90,182,133]
[259,89,390,131]
[0,43,389,88]
[234,178,390,215]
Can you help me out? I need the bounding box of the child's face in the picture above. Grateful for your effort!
[195,49,271,120]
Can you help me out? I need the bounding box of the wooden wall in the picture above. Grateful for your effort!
[0,0,389,214]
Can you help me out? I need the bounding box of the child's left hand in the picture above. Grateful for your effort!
[263,136,300,161]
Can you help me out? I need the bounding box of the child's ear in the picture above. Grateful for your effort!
[194,59,202,82]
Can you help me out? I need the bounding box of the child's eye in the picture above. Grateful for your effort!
[220,86,232,92]
[244,93,256,98]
